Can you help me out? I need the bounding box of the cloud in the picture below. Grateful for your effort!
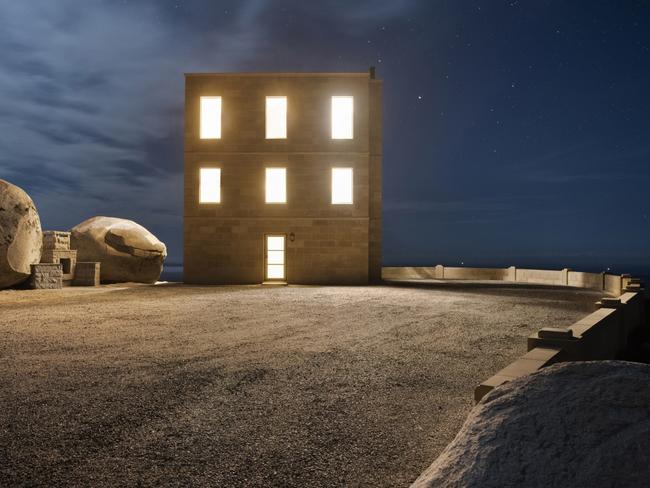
[0,0,417,260]
[0,1,267,258]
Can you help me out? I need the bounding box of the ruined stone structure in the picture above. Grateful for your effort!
[41,231,77,283]
[184,70,382,284]
[29,263,63,289]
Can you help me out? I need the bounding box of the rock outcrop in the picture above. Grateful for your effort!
[0,179,42,288]
[412,361,650,488]
[71,216,166,283]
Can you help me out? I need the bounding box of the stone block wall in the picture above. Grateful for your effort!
[41,249,77,282]
[476,290,647,402]
[42,231,71,251]
[30,263,62,289]
[41,230,77,282]
[73,262,100,286]
[185,217,368,284]
[368,80,382,282]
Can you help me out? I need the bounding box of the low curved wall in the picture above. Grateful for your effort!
[394,266,648,487]
[382,265,632,296]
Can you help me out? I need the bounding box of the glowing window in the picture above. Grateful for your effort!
[266,96,287,139]
[331,96,353,139]
[199,168,221,203]
[200,96,221,139]
[265,168,286,203]
[332,168,353,204]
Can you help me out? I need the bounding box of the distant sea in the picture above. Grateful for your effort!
[159,264,183,282]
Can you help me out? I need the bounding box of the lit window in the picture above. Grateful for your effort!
[200,96,221,139]
[265,168,286,203]
[332,168,353,204]
[331,96,353,139]
[199,168,221,203]
[266,96,287,139]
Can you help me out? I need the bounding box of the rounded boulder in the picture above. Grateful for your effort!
[71,216,166,283]
[0,179,43,288]
[412,361,650,488]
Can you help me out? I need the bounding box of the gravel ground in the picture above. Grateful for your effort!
[0,282,601,487]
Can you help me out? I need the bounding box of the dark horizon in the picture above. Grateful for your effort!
[2,1,649,273]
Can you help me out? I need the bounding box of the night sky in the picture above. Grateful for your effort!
[2,1,649,273]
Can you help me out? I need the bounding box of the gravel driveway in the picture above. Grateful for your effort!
[0,282,600,487]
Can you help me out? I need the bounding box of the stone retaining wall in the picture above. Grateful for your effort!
[382,266,646,403]
[474,290,646,401]
[382,265,631,295]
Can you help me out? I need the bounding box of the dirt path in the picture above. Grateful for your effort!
[0,283,600,487]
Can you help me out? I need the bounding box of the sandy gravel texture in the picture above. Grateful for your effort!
[0,282,601,487]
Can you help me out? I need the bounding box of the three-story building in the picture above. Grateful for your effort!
[183,70,382,284]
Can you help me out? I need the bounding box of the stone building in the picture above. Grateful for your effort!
[183,70,382,284]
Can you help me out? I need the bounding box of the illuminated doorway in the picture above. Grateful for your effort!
[265,234,286,282]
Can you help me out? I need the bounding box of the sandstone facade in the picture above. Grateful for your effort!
[184,71,382,284]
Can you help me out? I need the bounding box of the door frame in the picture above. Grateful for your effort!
[263,233,287,282]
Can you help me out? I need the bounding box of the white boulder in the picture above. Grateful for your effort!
[412,361,650,488]
[0,179,42,288]
[71,216,166,283]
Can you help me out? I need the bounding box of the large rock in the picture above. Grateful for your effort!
[70,216,166,283]
[0,179,42,288]
[412,361,650,488]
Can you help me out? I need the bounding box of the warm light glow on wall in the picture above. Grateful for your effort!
[331,168,353,204]
[331,96,354,139]
[266,96,287,139]
[200,96,221,139]
[265,168,286,203]
[199,168,221,203]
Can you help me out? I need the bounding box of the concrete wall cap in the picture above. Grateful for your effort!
[538,327,574,339]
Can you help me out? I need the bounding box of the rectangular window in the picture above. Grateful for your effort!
[266,96,287,139]
[200,96,221,139]
[199,168,221,203]
[331,96,353,139]
[265,168,286,203]
[332,168,353,204]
